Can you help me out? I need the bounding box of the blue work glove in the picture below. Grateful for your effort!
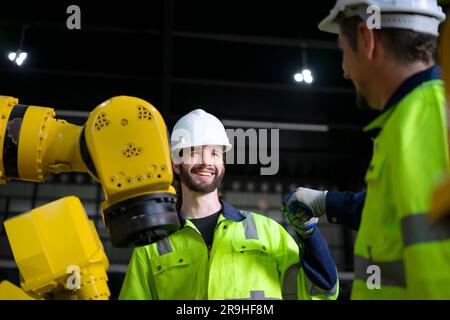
[281,187,328,237]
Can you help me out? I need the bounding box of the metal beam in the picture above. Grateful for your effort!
[175,31,338,50]
[0,20,160,36]
[55,109,362,132]
[173,77,354,95]
[0,21,337,50]
[0,66,353,95]
[0,67,154,81]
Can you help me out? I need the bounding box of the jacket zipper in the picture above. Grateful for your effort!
[187,218,226,299]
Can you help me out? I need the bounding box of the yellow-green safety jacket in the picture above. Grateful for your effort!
[119,200,339,300]
[326,66,450,299]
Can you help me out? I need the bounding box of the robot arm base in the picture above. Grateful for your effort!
[103,192,179,247]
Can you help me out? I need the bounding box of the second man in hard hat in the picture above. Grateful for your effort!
[119,109,339,300]
[283,0,450,299]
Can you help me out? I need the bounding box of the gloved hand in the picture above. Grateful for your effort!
[281,187,328,237]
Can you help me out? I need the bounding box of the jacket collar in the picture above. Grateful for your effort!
[364,65,441,134]
[177,199,246,227]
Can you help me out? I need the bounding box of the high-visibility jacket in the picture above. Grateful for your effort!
[327,66,450,299]
[119,200,339,300]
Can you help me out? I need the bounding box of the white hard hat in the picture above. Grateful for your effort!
[170,109,232,157]
[319,0,446,36]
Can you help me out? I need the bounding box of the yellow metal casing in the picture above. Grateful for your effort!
[84,96,176,207]
[0,96,19,184]
[4,196,110,300]
[0,96,87,183]
[0,95,178,248]
[0,281,36,300]
[18,107,87,179]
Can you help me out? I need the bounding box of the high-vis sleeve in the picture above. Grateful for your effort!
[119,247,153,300]
[276,223,339,300]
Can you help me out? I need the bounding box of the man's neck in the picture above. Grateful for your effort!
[180,185,222,219]
[369,61,434,110]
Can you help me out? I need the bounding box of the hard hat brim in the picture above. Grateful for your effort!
[317,1,446,35]
[318,14,341,34]
[171,143,232,156]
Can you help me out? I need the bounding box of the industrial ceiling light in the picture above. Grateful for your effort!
[293,72,304,82]
[294,69,314,84]
[294,46,314,84]
[8,25,30,67]
[8,51,28,66]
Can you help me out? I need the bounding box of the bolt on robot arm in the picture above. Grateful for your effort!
[0,95,180,299]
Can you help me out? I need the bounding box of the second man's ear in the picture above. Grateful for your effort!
[358,21,376,60]
[172,163,181,175]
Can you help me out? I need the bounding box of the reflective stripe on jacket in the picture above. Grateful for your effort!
[352,67,450,299]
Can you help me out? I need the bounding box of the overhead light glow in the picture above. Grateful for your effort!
[302,69,312,77]
[294,73,304,82]
[15,58,25,66]
[7,50,28,66]
[18,52,27,60]
[8,52,16,61]
[294,69,314,84]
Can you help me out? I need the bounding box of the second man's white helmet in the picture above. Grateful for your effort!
[170,109,232,158]
[318,0,446,36]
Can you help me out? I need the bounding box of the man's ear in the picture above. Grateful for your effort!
[172,163,181,175]
[358,21,375,60]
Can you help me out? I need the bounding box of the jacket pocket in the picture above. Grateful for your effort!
[150,252,192,299]
[231,239,270,254]
[150,252,190,276]
[231,239,281,298]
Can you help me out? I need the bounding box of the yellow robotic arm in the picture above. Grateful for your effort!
[0,95,180,300]
[0,95,179,247]
[82,96,179,247]
[0,95,86,182]
[2,197,110,300]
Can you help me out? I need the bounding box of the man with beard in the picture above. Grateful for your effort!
[282,0,450,299]
[119,109,339,300]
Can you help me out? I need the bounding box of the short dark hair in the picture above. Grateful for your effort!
[339,16,438,64]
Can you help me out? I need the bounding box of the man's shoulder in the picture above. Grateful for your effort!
[395,79,445,124]
[237,209,284,228]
